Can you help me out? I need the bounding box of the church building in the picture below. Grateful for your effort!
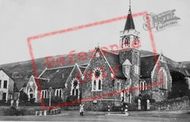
[24,3,175,111]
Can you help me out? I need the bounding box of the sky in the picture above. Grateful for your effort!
[0,0,190,65]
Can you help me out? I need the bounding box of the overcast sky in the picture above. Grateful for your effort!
[0,0,190,65]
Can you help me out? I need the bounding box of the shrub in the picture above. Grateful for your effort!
[66,96,80,106]
[19,101,40,106]
[30,98,35,104]
[3,106,26,116]
[43,96,64,106]
[0,100,10,106]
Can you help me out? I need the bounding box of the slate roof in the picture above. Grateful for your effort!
[140,50,157,57]
[39,66,74,89]
[101,49,125,78]
[35,78,49,89]
[79,65,87,74]
[140,55,159,78]
[103,49,160,79]
[124,8,135,31]
[16,47,190,91]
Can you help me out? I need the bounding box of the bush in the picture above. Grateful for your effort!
[19,101,40,106]
[30,98,35,104]
[66,96,80,106]
[3,106,26,116]
[51,96,64,104]
[0,100,10,106]
[42,96,65,106]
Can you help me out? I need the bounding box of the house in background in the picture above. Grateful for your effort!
[0,69,15,102]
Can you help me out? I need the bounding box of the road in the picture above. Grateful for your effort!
[0,111,190,122]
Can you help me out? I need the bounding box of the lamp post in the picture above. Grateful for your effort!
[49,87,52,107]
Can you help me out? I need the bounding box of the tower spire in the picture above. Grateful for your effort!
[120,0,140,49]
[124,0,135,31]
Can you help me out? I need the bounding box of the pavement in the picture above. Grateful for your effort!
[59,109,190,116]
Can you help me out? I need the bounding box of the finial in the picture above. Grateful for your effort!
[129,0,131,10]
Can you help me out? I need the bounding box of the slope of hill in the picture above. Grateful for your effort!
[0,52,92,90]
[1,49,190,90]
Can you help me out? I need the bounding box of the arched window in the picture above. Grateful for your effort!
[59,89,62,97]
[28,88,34,99]
[92,69,103,91]
[98,80,102,90]
[123,36,130,47]
[93,80,96,90]
[56,89,59,96]
[158,67,168,89]
[140,80,147,91]
[71,78,79,97]
[41,90,48,99]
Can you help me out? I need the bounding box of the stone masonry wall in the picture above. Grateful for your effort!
[152,96,190,111]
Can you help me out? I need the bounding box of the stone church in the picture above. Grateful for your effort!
[23,5,178,111]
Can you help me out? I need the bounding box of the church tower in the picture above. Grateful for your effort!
[120,0,140,49]
[119,0,141,103]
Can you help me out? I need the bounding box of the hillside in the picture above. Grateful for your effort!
[1,49,190,90]
[0,52,91,90]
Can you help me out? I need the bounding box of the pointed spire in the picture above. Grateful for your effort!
[124,0,135,31]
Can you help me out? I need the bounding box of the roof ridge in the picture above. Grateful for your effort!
[35,77,49,80]
[141,54,159,58]
[46,65,75,70]
[101,49,119,55]
[46,63,90,71]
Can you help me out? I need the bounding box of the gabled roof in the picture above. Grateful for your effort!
[78,64,88,74]
[39,65,74,89]
[0,68,20,91]
[140,50,157,57]
[65,64,84,86]
[140,55,159,78]
[101,49,125,78]
[0,68,14,81]
[35,78,49,89]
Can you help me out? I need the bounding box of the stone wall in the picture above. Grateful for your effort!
[152,96,190,111]
[81,49,117,111]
